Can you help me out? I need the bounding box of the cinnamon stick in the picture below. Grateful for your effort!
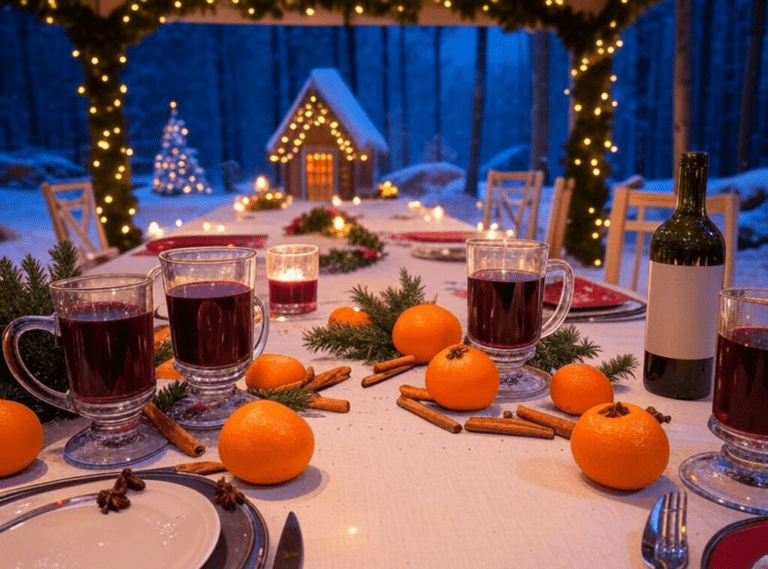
[305,366,351,391]
[374,355,417,373]
[398,384,434,401]
[299,366,315,388]
[396,396,462,434]
[174,461,227,475]
[515,405,577,439]
[464,416,555,439]
[362,364,415,387]
[307,395,350,413]
[142,402,206,457]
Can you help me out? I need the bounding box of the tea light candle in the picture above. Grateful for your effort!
[266,244,319,315]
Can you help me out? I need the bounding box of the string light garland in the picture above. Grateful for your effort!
[3,0,660,263]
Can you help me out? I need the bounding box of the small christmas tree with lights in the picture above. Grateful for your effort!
[152,101,213,196]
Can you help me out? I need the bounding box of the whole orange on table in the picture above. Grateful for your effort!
[218,400,315,484]
[392,304,462,364]
[0,400,43,478]
[570,401,670,490]
[245,353,306,390]
[549,363,613,415]
[425,344,500,410]
[328,306,371,326]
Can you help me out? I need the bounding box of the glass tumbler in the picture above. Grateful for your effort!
[266,244,319,315]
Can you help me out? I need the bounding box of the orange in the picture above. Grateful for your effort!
[425,344,499,410]
[391,304,463,364]
[0,400,43,478]
[218,400,314,484]
[156,357,183,380]
[549,363,614,415]
[570,401,670,490]
[328,306,371,326]
[245,354,306,390]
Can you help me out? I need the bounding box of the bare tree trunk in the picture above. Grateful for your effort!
[465,27,487,198]
[347,26,358,95]
[271,27,282,183]
[737,0,766,172]
[20,16,40,148]
[333,28,340,69]
[380,27,392,174]
[399,26,409,168]
[530,31,550,178]
[215,26,231,164]
[694,0,715,150]
[285,27,299,101]
[673,0,693,185]
[434,27,442,162]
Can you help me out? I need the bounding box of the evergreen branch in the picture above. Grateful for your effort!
[154,381,188,413]
[154,342,174,366]
[597,354,639,383]
[302,323,399,363]
[248,388,314,411]
[529,325,601,373]
[48,241,82,281]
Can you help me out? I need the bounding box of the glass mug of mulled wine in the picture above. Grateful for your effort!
[466,238,574,399]
[266,244,319,316]
[2,274,168,469]
[680,288,768,514]
[149,246,269,429]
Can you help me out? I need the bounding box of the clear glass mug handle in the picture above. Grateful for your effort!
[540,259,574,338]
[1,315,74,412]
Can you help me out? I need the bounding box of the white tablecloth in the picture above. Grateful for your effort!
[0,198,752,568]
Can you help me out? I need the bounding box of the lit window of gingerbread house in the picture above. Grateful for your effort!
[266,68,389,201]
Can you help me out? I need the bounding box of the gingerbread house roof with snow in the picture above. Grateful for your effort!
[266,68,389,201]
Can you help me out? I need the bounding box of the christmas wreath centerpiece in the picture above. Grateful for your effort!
[284,206,385,273]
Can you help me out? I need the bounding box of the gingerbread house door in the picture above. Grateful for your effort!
[303,149,338,201]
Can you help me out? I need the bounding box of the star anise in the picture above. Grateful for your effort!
[214,477,245,511]
[645,406,672,424]
[95,468,146,514]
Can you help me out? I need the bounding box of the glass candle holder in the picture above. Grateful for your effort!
[266,244,319,316]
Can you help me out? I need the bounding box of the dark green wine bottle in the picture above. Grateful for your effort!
[643,151,725,399]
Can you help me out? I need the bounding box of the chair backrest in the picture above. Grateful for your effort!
[482,170,544,239]
[604,187,739,291]
[544,177,575,260]
[40,179,117,265]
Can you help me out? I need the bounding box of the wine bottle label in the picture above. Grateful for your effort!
[645,261,723,360]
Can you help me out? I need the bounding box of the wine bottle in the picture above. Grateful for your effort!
[643,151,725,400]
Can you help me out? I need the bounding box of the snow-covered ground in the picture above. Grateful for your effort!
[1,164,766,298]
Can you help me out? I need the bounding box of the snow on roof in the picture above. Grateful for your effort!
[266,68,389,154]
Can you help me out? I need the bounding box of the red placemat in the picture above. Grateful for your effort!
[135,234,268,255]
[704,517,768,569]
[385,231,479,243]
[544,277,633,309]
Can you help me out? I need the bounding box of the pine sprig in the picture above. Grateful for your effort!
[304,269,427,363]
[597,354,640,383]
[528,325,601,373]
[154,381,188,413]
[248,388,314,411]
[154,342,174,366]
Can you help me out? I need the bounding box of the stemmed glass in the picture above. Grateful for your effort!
[465,238,574,399]
[680,288,768,514]
[2,274,168,469]
[151,247,269,429]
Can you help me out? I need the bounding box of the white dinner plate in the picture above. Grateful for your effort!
[0,480,220,569]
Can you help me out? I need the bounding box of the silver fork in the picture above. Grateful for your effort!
[654,491,689,569]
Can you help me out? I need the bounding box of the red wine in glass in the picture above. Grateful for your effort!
[268,279,318,314]
[713,326,768,437]
[59,302,154,403]
[467,269,544,348]
[166,281,253,368]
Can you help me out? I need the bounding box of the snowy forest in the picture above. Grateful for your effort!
[0,0,766,187]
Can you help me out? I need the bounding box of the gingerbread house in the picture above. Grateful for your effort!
[266,69,389,201]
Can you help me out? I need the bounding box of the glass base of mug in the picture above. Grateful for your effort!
[166,388,256,429]
[467,339,549,400]
[679,416,768,515]
[269,301,317,316]
[64,421,168,470]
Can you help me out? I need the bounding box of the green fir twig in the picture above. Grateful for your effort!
[529,326,600,373]
[154,342,174,366]
[597,354,640,383]
[248,388,314,411]
[154,381,188,413]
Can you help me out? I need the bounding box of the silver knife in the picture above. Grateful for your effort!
[641,495,665,568]
[273,511,303,569]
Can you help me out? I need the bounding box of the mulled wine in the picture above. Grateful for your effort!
[268,278,318,314]
[468,269,544,348]
[713,326,768,437]
[166,280,254,368]
[59,302,154,403]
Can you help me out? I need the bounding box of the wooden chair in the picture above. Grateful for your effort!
[482,170,544,239]
[603,186,739,291]
[544,177,575,260]
[40,180,120,268]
